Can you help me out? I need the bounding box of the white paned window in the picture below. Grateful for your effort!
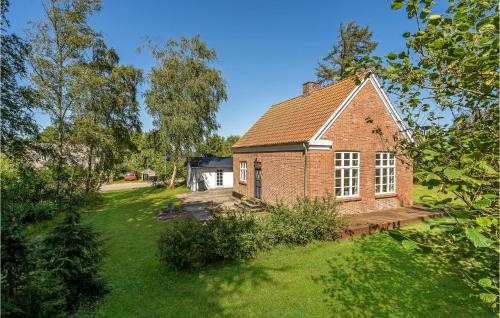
[216,169,223,187]
[334,152,360,197]
[239,161,247,182]
[375,153,396,194]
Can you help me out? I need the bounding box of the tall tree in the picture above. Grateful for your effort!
[0,0,37,157]
[382,0,498,306]
[196,134,240,157]
[26,0,101,204]
[317,21,378,83]
[145,35,227,188]
[72,39,143,192]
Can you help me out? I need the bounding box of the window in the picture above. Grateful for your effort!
[375,153,395,194]
[216,169,223,187]
[334,152,359,197]
[239,161,247,182]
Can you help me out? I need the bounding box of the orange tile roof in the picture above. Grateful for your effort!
[233,75,363,149]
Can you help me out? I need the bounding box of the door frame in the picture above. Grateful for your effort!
[254,161,262,199]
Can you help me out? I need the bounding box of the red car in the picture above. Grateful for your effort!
[123,172,137,181]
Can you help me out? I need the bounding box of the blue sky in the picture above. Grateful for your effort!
[8,0,417,137]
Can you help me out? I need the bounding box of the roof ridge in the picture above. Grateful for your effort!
[233,72,369,149]
[269,72,369,108]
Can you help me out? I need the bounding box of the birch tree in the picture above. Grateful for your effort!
[144,36,227,188]
[26,0,101,203]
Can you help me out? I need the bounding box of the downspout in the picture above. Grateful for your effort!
[303,143,308,198]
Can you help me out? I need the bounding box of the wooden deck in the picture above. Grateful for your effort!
[341,207,441,239]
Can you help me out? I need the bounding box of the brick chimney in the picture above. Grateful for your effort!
[302,81,321,96]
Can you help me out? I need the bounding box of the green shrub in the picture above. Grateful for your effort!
[158,217,209,270]
[205,210,266,263]
[158,211,264,270]
[158,196,344,271]
[265,196,344,246]
[42,210,107,310]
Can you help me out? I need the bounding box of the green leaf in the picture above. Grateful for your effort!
[425,173,441,182]
[432,166,447,172]
[465,227,493,248]
[478,278,493,288]
[387,52,398,60]
[443,168,463,179]
[423,149,439,156]
[479,293,496,304]
[391,0,405,10]
[429,14,441,20]
[476,217,492,228]
[477,161,497,175]
[482,194,498,199]
[473,198,491,210]
[479,24,495,34]
[401,240,421,251]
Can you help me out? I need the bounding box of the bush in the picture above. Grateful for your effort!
[205,210,266,263]
[158,211,264,270]
[158,197,345,271]
[42,210,107,310]
[264,196,344,246]
[158,217,209,270]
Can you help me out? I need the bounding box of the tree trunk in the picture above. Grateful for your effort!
[168,163,177,188]
[56,94,64,211]
[85,145,94,193]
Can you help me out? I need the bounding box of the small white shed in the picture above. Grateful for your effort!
[187,157,233,191]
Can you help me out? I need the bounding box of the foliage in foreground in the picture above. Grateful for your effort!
[158,197,344,271]
[379,0,499,307]
[1,157,107,317]
[42,210,108,310]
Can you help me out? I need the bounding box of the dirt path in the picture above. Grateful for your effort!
[100,182,152,192]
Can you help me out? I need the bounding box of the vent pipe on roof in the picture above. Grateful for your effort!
[302,81,321,96]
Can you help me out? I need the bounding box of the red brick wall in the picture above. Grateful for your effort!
[233,81,413,213]
[232,152,305,204]
[307,80,413,213]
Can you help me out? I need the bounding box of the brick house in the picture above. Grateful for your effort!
[232,73,413,214]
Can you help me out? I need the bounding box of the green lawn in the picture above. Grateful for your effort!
[76,187,493,318]
[413,184,463,205]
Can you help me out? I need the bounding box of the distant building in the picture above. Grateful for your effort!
[187,157,233,191]
[142,168,156,182]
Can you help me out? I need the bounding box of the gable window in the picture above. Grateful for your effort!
[375,153,395,194]
[239,161,247,182]
[216,169,223,187]
[334,152,359,197]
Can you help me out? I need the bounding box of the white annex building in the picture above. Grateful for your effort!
[186,157,233,191]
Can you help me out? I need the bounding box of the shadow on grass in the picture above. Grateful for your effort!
[314,227,497,318]
[157,261,292,317]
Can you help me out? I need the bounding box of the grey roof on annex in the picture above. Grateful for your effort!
[188,157,233,169]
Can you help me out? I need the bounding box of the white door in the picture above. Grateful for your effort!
[216,169,223,187]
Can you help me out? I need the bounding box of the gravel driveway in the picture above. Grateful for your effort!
[100,182,152,192]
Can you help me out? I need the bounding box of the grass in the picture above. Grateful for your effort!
[75,186,494,318]
[413,184,464,206]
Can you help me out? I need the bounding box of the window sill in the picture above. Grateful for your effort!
[375,193,398,199]
[335,196,362,202]
[239,181,247,185]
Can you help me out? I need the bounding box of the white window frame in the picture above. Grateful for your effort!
[216,169,223,187]
[375,152,396,194]
[334,152,360,198]
[239,161,247,182]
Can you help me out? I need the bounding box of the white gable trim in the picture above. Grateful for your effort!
[307,139,333,150]
[369,75,413,141]
[310,76,370,141]
[310,74,413,143]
